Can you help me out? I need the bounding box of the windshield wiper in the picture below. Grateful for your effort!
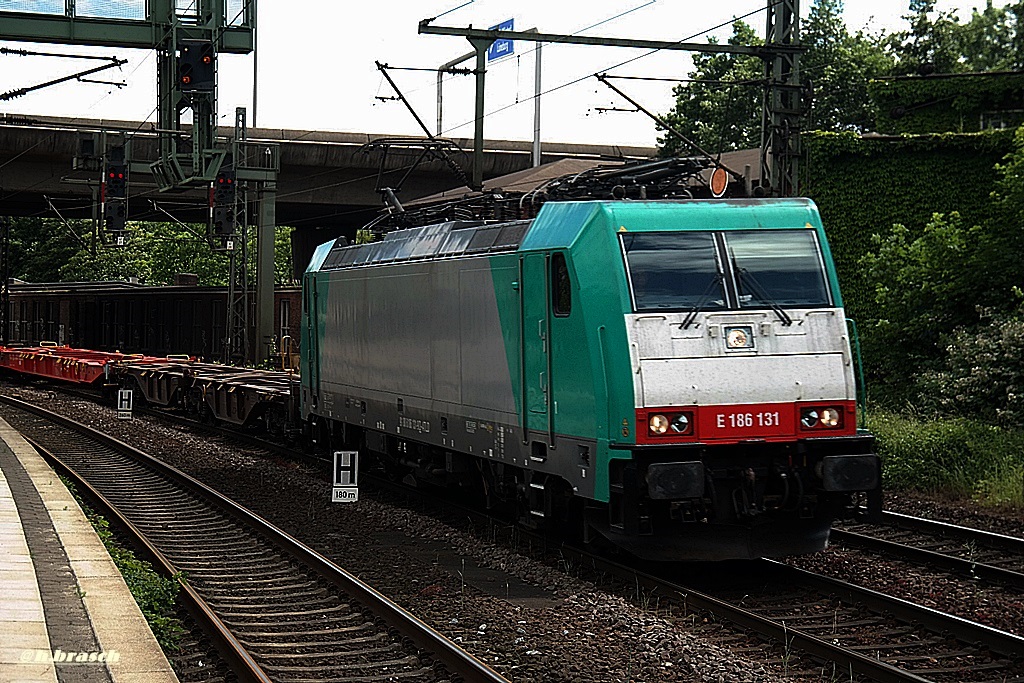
[731,255,793,327]
[680,272,725,329]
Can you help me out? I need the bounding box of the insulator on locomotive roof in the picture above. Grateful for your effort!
[362,156,718,233]
[381,188,404,214]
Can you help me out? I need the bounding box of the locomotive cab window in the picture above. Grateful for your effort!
[622,232,725,312]
[724,230,831,308]
[552,253,572,317]
[622,229,832,312]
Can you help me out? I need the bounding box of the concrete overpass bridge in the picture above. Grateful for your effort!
[0,113,657,240]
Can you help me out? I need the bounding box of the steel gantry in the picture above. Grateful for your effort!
[0,0,281,363]
[418,0,803,196]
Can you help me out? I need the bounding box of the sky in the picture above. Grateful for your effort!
[0,0,1010,148]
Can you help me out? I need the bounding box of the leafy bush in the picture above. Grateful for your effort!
[867,409,1024,506]
[859,212,987,402]
[918,305,1024,422]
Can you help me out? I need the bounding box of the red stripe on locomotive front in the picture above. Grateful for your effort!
[635,401,857,445]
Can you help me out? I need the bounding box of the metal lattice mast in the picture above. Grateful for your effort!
[0,2,281,355]
[224,107,249,365]
[1,217,9,345]
[761,0,802,196]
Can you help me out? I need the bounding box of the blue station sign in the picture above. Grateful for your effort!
[487,18,515,62]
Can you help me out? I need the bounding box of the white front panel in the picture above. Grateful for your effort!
[640,354,850,406]
[626,309,856,407]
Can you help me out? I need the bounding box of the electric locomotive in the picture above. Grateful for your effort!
[301,197,879,561]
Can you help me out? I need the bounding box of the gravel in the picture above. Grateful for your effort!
[786,493,1024,636]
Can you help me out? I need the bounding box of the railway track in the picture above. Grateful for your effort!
[506,539,1024,683]
[363,479,1024,681]
[0,394,508,683]
[685,559,1024,682]
[833,511,1024,590]
[8,382,1024,682]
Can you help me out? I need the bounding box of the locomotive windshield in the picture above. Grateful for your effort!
[621,232,725,311]
[623,229,832,312]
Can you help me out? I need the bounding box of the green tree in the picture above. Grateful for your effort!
[860,213,986,401]
[274,226,297,285]
[145,222,230,285]
[802,0,894,131]
[57,222,223,284]
[9,218,295,287]
[658,20,763,156]
[888,0,965,75]
[58,223,153,282]
[658,7,892,157]
[959,1,1016,71]
[8,217,86,282]
[1011,2,1024,69]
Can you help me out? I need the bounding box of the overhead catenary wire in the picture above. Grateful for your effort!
[392,0,662,102]
[5,1,886,234]
[436,1,778,138]
[0,0,201,174]
[43,196,89,248]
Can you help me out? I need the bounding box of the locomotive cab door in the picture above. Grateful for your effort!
[519,252,553,449]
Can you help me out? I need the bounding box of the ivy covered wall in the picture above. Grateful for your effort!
[869,73,1024,135]
[802,129,1016,321]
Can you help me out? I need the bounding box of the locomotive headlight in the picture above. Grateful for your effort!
[800,406,843,429]
[819,407,841,427]
[649,414,670,435]
[725,326,754,350]
[670,413,692,434]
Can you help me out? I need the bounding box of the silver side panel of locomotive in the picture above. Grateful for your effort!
[317,257,517,421]
[626,309,855,407]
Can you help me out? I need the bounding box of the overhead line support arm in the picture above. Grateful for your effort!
[416,22,798,57]
[418,11,804,196]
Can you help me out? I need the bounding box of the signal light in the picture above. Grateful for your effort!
[105,163,127,199]
[177,40,215,92]
[210,167,237,236]
[213,168,236,204]
[212,206,234,236]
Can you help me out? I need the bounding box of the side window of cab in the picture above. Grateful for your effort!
[552,252,571,317]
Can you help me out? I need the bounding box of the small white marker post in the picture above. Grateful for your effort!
[117,388,133,421]
[332,450,359,503]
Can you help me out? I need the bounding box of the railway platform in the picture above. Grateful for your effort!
[0,416,179,683]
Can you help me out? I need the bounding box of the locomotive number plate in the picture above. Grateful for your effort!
[699,403,795,439]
